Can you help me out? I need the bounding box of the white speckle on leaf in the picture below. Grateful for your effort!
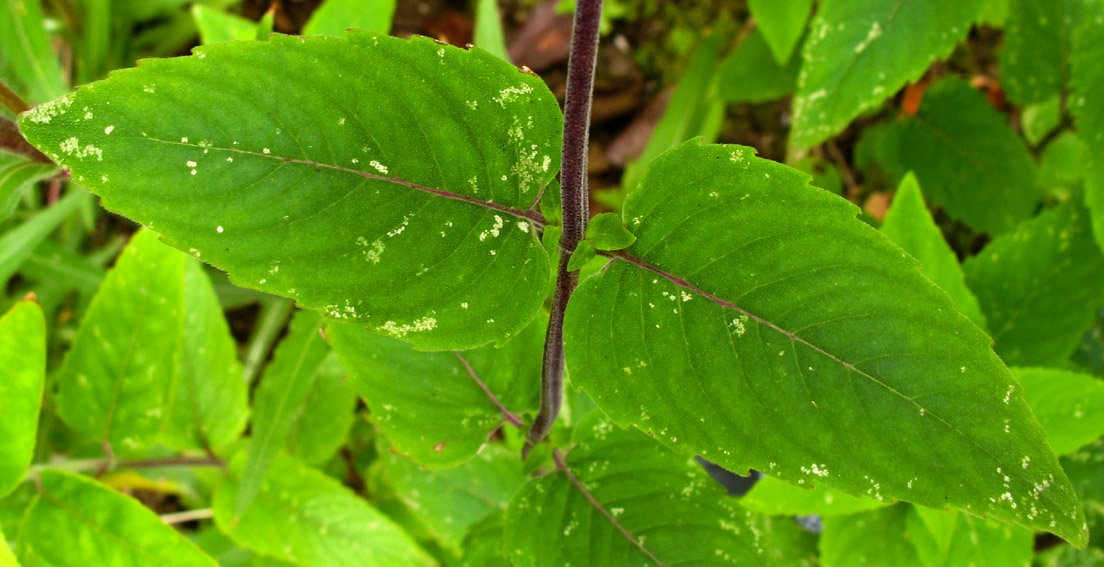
[356,236,385,263]
[26,94,74,124]
[216,226,224,233]
[263,148,271,154]
[377,316,437,338]
[461,302,468,309]
[338,117,346,125]
[370,160,389,174]
[854,21,883,53]
[517,221,530,233]
[492,83,534,106]
[59,137,103,161]
[104,125,114,134]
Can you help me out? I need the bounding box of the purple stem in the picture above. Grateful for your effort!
[454,351,524,428]
[524,0,603,457]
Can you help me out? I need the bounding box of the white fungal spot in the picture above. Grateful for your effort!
[479,215,505,241]
[377,316,437,338]
[370,160,388,174]
[263,148,271,154]
[492,83,534,106]
[58,137,103,161]
[104,125,114,134]
[854,22,883,53]
[26,94,74,124]
[517,221,530,233]
[216,226,224,233]
[356,236,385,263]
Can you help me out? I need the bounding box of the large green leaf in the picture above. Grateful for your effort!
[999,0,1092,105]
[327,314,542,467]
[378,443,526,554]
[505,414,775,566]
[55,228,187,453]
[15,471,217,566]
[740,476,887,517]
[789,0,987,150]
[1013,367,1104,456]
[865,77,1038,235]
[190,5,259,44]
[0,153,57,221]
[459,511,509,567]
[0,525,16,567]
[18,32,560,351]
[880,173,986,329]
[718,29,801,105]
[820,505,923,567]
[213,454,434,567]
[906,505,1033,567]
[747,0,812,65]
[1071,4,1104,252]
[236,309,330,518]
[964,201,1104,366]
[564,141,1087,545]
[0,300,45,498]
[160,259,249,451]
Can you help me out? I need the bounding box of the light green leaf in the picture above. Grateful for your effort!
[790,0,987,150]
[1022,96,1063,146]
[564,141,1087,545]
[15,471,217,566]
[1013,367,1104,455]
[303,0,396,36]
[0,153,57,221]
[585,212,635,251]
[820,505,923,567]
[718,29,801,104]
[237,309,329,518]
[866,77,1038,234]
[567,240,595,271]
[191,5,260,44]
[880,173,987,329]
[460,511,508,567]
[379,444,526,554]
[740,476,888,517]
[213,454,434,567]
[160,259,249,451]
[0,300,44,498]
[622,30,725,192]
[1071,4,1104,252]
[747,0,812,64]
[474,0,510,62]
[964,201,1104,366]
[327,314,542,467]
[18,32,560,351]
[999,0,1092,105]
[0,525,16,567]
[906,505,1033,567]
[505,414,775,566]
[56,228,187,454]
[0,0,66,103]
[0,188,88,284]
[285,352,357,465]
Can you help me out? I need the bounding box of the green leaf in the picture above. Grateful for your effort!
[564,141,1087,545]
[1022,96,1063,146]
[459,511,509,567]
[820,505,923,567]
[213,454,434,567]
[718,29,801,105]
[285,352,357,465]
[191,5,260,44]
[866,78,1039,234]
[473,0,510,62]
[55,228,187,453]
[327,314,542,467]
[0,525,16,567]
[790,0,987,150]
[0,153,57,221]
[622,30,725,192]
[906,505,1034,567]
[1071,4,1104,252]
[964,201,1104,366]
[160,259,249,451]
[379,444,526,554]
[15,471,217,566]
[18,32,560,351]
[237,309,329,518]
[740,476,888,517]
[0,300,45,498]
[0,189,88,284]
[585,212,636,251]
[880,173,987,329]
[567,240,595,271]
[1013,367,1104,455]
[999,0,1092,105]
[0,0,66,103]
[303,0,396,36]
[747,0,812,64]
[505,414,775,566]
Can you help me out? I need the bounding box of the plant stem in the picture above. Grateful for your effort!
[0,117,54,165]
[24,455,223,482]
[524,0,603,457]
[454,350,524,428]
[0,80,30,115]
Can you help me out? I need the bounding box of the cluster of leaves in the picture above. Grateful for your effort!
[2,0,1104,566]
